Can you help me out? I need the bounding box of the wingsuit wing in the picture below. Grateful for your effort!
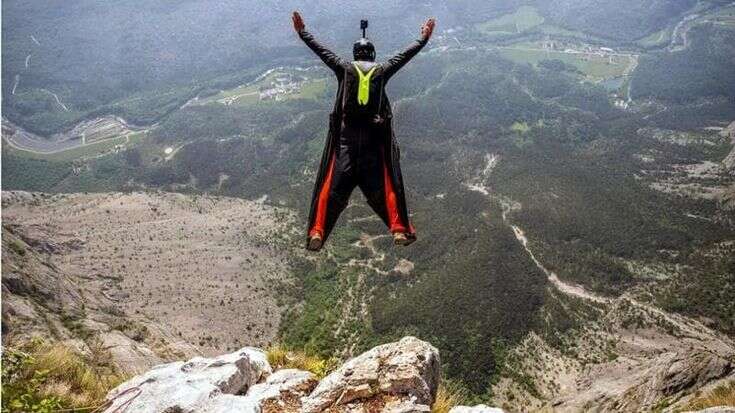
[298,30,346,247]
[298,30,344,75]
[383,37,428,80]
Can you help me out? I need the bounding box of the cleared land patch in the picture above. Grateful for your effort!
[6,132,147,163]
[199,69,328,107]
[476,6,545,35]
[704,4,735,27]
[497,43,633,80]
[636,28,673,48]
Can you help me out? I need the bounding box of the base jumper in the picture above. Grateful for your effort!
[292,11,435,251]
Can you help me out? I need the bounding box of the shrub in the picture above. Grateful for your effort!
[686,380,735,411]
[8,240,26,256]
[432,382,468,413]
[265,344,337,379]
[1,338,127,412]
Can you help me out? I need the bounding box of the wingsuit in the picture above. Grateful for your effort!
[296,17,431,251]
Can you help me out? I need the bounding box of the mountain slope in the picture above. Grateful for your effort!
[2,191,297,370]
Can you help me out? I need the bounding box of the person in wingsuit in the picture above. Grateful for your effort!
[292,11,435,251]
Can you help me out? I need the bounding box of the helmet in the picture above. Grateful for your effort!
[353,38,376,61]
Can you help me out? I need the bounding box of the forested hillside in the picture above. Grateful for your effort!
[633,24,735,103]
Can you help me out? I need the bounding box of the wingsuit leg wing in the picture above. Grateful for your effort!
[307,129,356,248]
[358,144,415,242]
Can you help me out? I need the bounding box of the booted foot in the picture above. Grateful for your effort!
[307,234,323,251]
[393,232,409,246]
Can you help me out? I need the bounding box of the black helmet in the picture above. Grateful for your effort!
[353,38,375,61]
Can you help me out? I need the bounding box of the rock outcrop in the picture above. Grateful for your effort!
[573,350,735,412]
[249,369,319,411]
[104,347,271,413]
[103,336,446,413]
[302,336,441,413]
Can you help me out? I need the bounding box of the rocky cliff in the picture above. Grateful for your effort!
[101,336,501,413]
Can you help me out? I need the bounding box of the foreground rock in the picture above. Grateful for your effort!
[250,369,318,412]
[302,336,441,412]
[104,347,271,412]
[104,336,443,413]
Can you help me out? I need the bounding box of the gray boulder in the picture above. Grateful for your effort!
[103,347,270,413]
[301,336,441,413]
[248,369,318,411]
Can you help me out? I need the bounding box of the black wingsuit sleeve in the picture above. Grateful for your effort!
[382,38,428,80]
[298,30,344,74]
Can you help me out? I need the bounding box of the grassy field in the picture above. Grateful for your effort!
[298,78,329,100]
[534,23,595,38]
[200,71,327,107]
[5,132,147,162]
[497,46,631,80]
[636,28,672,48]
[474,5,607,43]
[476,6,545,36]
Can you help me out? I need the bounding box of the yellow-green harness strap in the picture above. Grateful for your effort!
[353,63,377,106]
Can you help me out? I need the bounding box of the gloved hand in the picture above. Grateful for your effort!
[421,18,436,41]
[292,11,305,33]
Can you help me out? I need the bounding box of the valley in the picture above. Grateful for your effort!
[4,1,733,161]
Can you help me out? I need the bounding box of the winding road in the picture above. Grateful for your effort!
[2,117,148,155]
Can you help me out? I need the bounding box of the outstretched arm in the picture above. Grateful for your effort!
[383,18,435,80]
[293,11,343,74]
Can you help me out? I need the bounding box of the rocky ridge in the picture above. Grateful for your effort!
[102,336,494,413]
